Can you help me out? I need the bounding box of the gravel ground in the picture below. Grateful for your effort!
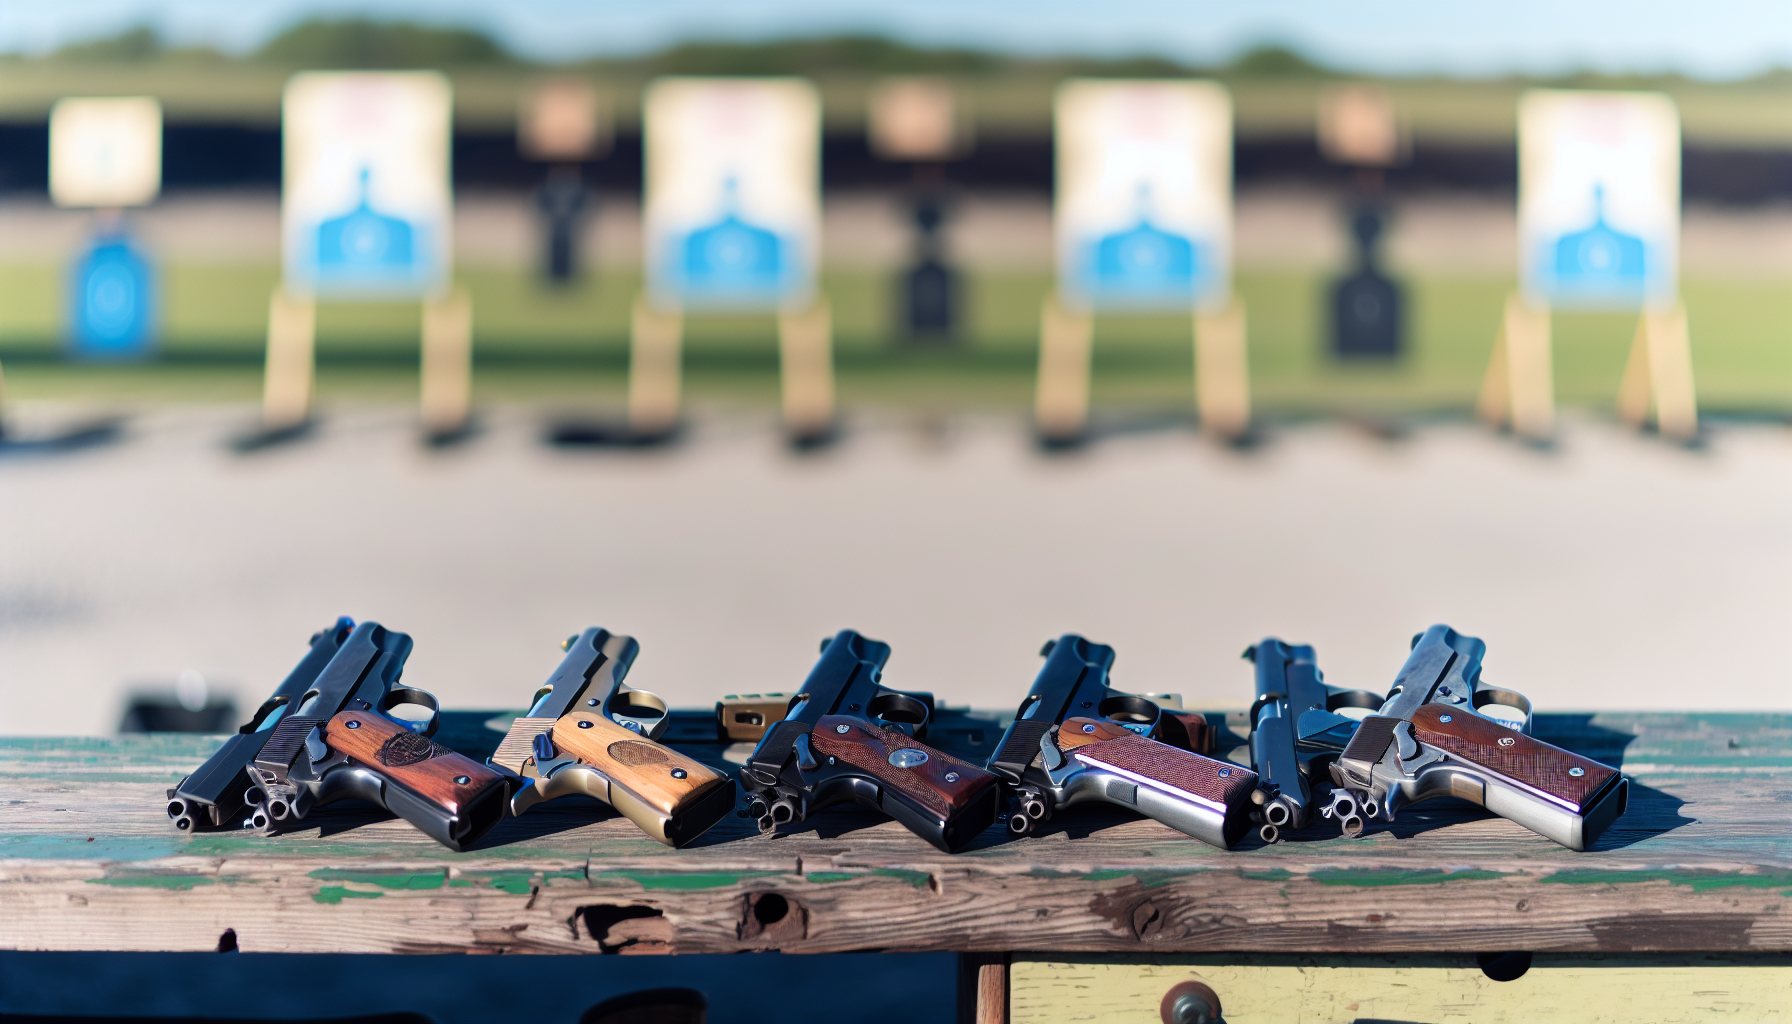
[2,403,1787,735]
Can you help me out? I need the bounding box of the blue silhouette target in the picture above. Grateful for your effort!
[665,180,795,305]
[69,234,155,358]
[1072,187,1210,309]
[305,168,431,293]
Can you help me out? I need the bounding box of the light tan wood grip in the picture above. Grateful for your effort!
[551,710,732,842]
[323,710,507,818]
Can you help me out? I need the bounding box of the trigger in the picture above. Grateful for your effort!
[303,726,328,764]
[793,732,819,772]
[1395,723,1420,762]
[532,732,556,762]
[1039,731,1065,771]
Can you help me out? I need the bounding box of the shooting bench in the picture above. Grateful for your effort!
[4,709,1789,1023]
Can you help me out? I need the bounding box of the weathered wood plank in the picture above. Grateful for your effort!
[4,711,1790,954]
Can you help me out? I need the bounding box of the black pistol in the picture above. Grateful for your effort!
[737,629,1001,853]
[166,618,356,833]
[1244,638,1383,843]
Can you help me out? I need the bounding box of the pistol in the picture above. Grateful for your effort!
[737,629,1001,853]
[166,618,356,834]
[169,619,509,851]
[1325,624,1628,851]
[988,635,1260,850]
[1244,638,1383,843]
[490,628,736,847]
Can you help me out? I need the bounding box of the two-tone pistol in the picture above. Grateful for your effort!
[170,619,510,851]
[988,634,1260,850]
[1326,624,1627,851]
[738,629,1001,853]
[490,627,736,847]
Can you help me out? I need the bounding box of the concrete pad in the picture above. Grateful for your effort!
[0,404,1787,735]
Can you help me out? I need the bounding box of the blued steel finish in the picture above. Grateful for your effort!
[1244,638,1383,842]
[988,634,1256,849]
[165,618,355,831]
[1324,623,1622,850]
[738,629,998,853]
[177,620,505,851]
[489,627,737,847]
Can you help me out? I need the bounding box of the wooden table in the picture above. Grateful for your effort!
[4,709,1790,1022]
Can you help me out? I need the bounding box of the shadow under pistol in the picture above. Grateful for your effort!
[490,627,737,848]
[737,629,1001,853]
[987,634,1259,850]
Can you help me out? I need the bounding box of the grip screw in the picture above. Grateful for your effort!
[1568,766,1585,777]
[671,768,688,779]
[1498,737,1515,747]
[1438,714,1453,722]
[944,772,960,782]
[587,698,599,706]
[454,775,469,784]
[1082,723,1097,733]
[1218,767,1231,777]
[578,720,594,729]
[345,719,360,729]
[835,724,851,734]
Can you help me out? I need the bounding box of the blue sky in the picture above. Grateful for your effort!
[4,0,1790,79]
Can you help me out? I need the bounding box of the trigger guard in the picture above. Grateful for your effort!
[380,687,441,737]
[1471,685,1534,735]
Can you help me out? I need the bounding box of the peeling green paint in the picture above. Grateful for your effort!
[593,870,787,891]
[1309,868,1507,887]
[803,868,933,888]
[85,874,215,890]
[307,868,445,890]
[1541,869,1792,894]
[1242,869,1295,882]
[313,886,385,904]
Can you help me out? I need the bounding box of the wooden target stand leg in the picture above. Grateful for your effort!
[1476,293,1555,444]
[628,295,684,441]
[1194,297,1252,442]
[779,298,836,447]
[419,287,475,446]
[1616,300,1698,444]
[234,286,318,451]
[1033,291,1093,446]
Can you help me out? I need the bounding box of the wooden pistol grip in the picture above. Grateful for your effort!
[809,714,998,823]
[551,711,732,842]
[1060,717,1259,807]
[323,710,508,820]
[1411,703,1620,812]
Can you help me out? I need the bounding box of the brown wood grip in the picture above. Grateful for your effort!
[323,710,507,817]
[1411,703,1619,812]
[551,710,730,820]
[1057,717,1135,750]
[809,715,998,821]
[1060,718,1259,806]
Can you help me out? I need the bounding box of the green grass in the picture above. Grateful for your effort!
[2,263,1787,414]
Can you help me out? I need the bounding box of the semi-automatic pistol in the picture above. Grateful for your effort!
[1325,624,1628,851]
[490,628,736,847]
[1244,638,1383,843]
[987,634,1260,850]
[736,629,1001,853]
[169,619,510,851]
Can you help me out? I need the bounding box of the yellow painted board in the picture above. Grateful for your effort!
[1012,954,1792,1024]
